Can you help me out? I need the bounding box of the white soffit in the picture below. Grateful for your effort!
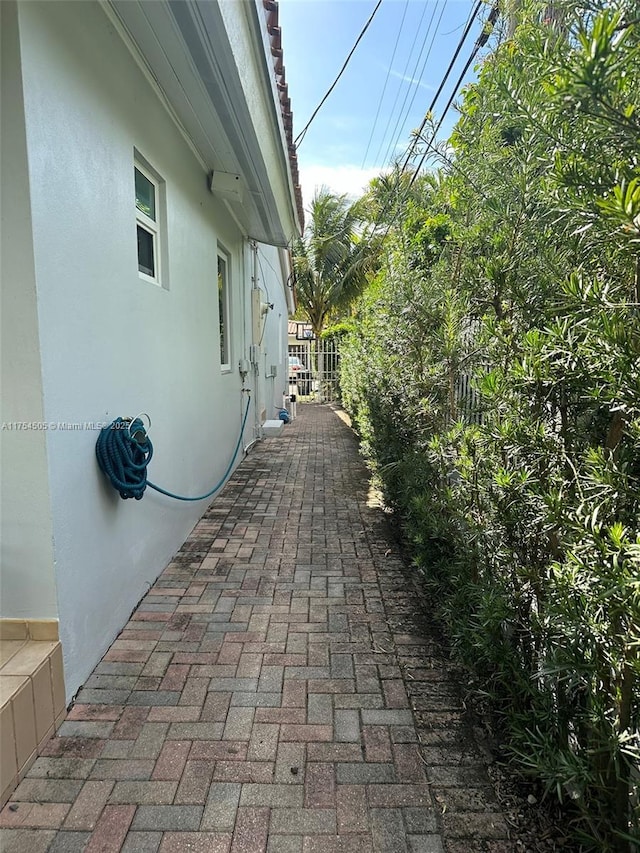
[108,0,293,246]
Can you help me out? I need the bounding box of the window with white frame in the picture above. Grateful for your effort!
[135,159,164,285]
[218,251,231,369]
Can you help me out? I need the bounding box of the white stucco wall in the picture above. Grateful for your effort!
[0,2,58,620]
[10,1,291,699]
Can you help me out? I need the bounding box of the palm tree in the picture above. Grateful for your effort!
[293,187,376,400]
[293,188,374,340]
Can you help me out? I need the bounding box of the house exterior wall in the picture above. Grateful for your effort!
[2,0,294,701]
[0,2,58,621]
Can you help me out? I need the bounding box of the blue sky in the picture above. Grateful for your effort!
[277,0,483,208]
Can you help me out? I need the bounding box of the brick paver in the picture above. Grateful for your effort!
[0,404,509,852]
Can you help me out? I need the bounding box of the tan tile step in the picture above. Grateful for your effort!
[0,641,27,668]
[0,619,59,641]
[0,626,66,809]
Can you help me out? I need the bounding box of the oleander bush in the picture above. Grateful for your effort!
[341,2,640,848]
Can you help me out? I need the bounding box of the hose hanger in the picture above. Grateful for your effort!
[96,395,251,502]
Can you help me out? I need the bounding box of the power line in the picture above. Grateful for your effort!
[360,0,410,169]
[368,1,499,243]
[363,0,485,234]
[370,0,431,168]
[379,0,445,169]
[294,0,383,148]
[396,0,449,153]
[413,133,492,205]
[405,1,500,192]
[399,0,483,174]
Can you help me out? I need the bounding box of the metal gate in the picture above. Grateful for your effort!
[288,339,341,403]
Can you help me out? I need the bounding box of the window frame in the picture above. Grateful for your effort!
[218,249,231,372]
[134,157,165,287]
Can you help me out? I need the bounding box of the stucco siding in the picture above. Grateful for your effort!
[13,1,273,700]
[0,1,58,621]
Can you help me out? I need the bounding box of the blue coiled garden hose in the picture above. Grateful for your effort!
[96,396,251,501]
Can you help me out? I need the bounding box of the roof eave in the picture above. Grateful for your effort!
[107,0,298,246]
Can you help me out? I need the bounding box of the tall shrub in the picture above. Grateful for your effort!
[342,2,640,847]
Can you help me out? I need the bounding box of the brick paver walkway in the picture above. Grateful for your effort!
[0,404,510,853]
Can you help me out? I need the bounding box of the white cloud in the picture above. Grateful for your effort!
[388,68,436,92]
[299,164,383,209]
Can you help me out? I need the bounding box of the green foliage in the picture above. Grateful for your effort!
[341,2,640,848]
[292,188,378,338]
[321,319,355,339]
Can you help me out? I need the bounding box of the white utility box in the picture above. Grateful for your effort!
[262,419,284,437]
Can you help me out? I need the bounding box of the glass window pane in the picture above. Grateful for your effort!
[135,167,156,220]
[137,225,155,277]
[218,256,228,364]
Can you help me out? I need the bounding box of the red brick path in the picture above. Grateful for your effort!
[0,404,510,853]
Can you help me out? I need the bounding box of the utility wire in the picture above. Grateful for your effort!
[369,1,500,242]
[370,0,430,168]
[379,0,445,169]
[405,1,501,192]
[361,0,410,169]
[364,0,485,235]
[399,0,483,174]
[294,0,383,148]
[393,0,448,160]
[413,132,492,205]
[257,247,280,283]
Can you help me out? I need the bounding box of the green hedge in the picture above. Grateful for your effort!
[341,4,640,849]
